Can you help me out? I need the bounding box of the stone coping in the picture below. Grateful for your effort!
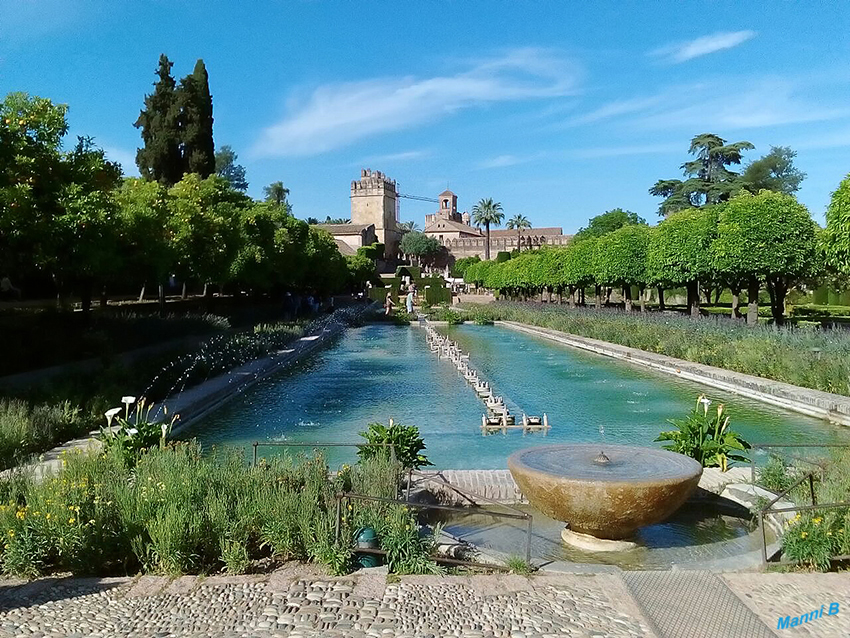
[499,320,850,426]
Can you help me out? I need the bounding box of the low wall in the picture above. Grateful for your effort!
[499,321,850,427]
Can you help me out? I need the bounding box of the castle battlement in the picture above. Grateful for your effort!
[351,168,397,195]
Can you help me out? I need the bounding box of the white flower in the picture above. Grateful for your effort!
[104,407,121,425]
[121,396,136,405]
[126,428,139,436]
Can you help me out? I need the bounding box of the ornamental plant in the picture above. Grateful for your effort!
[357,420,432,469]
[655,395,750,471]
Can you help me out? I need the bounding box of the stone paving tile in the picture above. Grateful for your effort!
[0,571,657,638]
[723,573,850,638]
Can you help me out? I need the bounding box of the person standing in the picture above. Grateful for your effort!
[384,290,394,316]
[406,288,414,314]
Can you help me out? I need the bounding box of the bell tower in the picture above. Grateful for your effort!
[350,169,400,258]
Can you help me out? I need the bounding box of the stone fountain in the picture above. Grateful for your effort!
[508,444,702,550]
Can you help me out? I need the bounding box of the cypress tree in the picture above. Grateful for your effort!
[135,54,183,186]
[179,59,215,177]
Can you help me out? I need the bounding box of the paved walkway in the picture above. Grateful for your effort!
[0,566,844,637]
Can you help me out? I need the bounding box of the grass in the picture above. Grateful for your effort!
[462,302,850,397]
[0,442,441,578]
[505,555,534,575]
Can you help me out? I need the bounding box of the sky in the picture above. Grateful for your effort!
[3,1,850,232]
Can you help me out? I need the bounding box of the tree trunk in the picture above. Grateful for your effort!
[580,288,585,305]
[568,286,576,308]
[657,286,665,310]
[747,279,759,326]
[687,280,700,317]
[714,287,722,305]
[594,285,601,310]
[639,286,646,312]
[181,282,187,300]
[605,287,612,306]
[484,223,491,261]
[138,284,146,302]
[80,282,92,314]
[768,278,787,325]
[623,285,632,312]
[731,288,741,319]
[158,283,166,318]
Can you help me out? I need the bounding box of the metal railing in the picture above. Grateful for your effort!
[250,441,396,467]
[752,443,850,566]
[335,490,533,567]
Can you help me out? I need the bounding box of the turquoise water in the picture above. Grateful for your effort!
[183,323,850,468]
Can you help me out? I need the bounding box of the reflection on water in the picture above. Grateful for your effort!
[183,323,850,469]
[437,501,769,570]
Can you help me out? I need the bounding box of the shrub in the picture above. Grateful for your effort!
[0,400,83,470]
[428,307,465,325]
[358,421,432,470]
[655,395,750,470]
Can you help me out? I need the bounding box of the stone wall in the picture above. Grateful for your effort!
[445,234,572,259]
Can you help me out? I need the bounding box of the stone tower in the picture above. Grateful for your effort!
[350,169,400,258]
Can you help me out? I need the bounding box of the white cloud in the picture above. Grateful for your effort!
[477,154,524,169]
[570,143,679,159]
[103,146,139,177]
[253,49,580,157]
[355,150,429,166]
[651,30,756,64]
[564,78,848,133]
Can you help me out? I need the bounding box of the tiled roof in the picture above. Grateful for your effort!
[333,239,356,256]
[422,219,482,235]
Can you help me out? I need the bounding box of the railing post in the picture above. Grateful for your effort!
[759,509,767,566]
[334,495,342,546]
[809,473,817,505]
[525,516,533,565]
[252,442,258,467]
[406,468,412,502]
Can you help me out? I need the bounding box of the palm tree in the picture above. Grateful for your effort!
[398,220,420,232]
[263,181,290,207]
[471,198,504,260]
[506,214,531,252]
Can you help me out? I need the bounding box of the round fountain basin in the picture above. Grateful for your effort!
[508,444,703,540]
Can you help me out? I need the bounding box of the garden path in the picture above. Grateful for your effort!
[0,566,844,637]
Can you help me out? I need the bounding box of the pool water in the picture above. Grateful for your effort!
[183,323,850,468]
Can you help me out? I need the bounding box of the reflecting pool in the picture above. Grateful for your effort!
[183,323,850,468]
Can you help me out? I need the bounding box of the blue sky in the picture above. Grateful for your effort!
[3,1,850,232]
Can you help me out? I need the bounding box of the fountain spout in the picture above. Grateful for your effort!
[593,450,610,466]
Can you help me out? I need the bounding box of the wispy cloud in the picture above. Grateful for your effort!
[476,154,525,169]
[564,78,848,133]
[569,143,679,159]
[651,30,756,64]
[355,150,429,166]
[253,48,581,157]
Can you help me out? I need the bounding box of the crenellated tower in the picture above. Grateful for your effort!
[350,168,400,258]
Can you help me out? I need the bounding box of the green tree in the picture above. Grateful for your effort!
[135,55,183,186]
[574,208,646,240]
[823,173,850,276]
[115,178,174,298]
[650,133,754,216]
[346,254,376,291]
[399,231,440,266]
[648,207,718,316]
[471,198,504,260]
[739,146,806,195]
[561,238,598,307]
[262,180,289,206]
[398,220,420,232]
[594,225,652,312]
[230,202,308,293]
[714,191,820,325]
[167,174,247,295]
[178,59,215,178]
[506,214,531,251]
[0,92,68,276]
[303,227,348,294]
[215,146,248,192]
[451,255,481,278]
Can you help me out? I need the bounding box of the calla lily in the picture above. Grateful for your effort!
[126,428,139,436]
[121,396,136,405]
[104,407,121,426]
